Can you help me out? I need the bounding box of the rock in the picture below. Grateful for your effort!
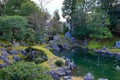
[52,74,60,80]
[70,37,75,43]
[31,50,36,56]
[94,50,102,53]
[0,56,9,64]
[21,50,27,55]
[46,70,60,80]
[63,76,72,80]
[13,56,21,61]
[49,40,60,51]
[116,65,120,71]
[65,32,72,39]
[83,40,88,46]
[69,60,75,70]
[14,43,20,47]
[107,52,114,57]
[83,72,94,80]
[54,68,66,76]
[49,36,54,41]
[65,58,70,66]
[54,34,60,40]
[3,58,9,64]
[1,49,8,57]
[98,78,108,80]
[101,46,109,51]
[115,54,120,60]
[115,41,120,48]
[9,50,18,55]
[0,63,7,68]
[57,44,64,51]
[66,70,72,76]
[63,43,69,49]
[0,56,6,59]
[71,49,75,53]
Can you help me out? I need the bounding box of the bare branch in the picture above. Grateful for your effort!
[38,0,53,9]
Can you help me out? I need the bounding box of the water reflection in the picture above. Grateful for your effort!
[52,47,120,80]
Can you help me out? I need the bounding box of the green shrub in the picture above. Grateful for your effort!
[0,61,52,80]
[33,58,43,64]
[55,60,64,67]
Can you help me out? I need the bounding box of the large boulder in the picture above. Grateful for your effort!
[9,50,18,55]
[13,56,21,61]
[1,48,8,57]
[3,58,9,64]
[54,68,66,76]
[49,40,60,51]
[0,63,7,68]
[115,41,120,48]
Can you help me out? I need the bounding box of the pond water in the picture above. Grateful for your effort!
[52,47,120,80]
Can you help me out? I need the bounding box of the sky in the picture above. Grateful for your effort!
[31,0,66,22]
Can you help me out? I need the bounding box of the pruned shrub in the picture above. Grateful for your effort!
[55,60,64,67]
[0,61,52,80]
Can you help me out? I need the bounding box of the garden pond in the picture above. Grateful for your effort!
[52,47,120,80]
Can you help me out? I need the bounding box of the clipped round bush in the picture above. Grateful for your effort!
[33,58,43,64]
[55,60,64,67]
[0,61,52,80]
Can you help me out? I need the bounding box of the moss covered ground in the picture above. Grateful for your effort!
[32,45,65,69]
[88,36,120,53]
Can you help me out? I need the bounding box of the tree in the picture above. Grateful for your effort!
[53,10,60,21]
[101,0,120,33]
[2,0,37,16]
[37,0,53,10]
[50,9,60,33]
[20,1,38,16]
[0,16,27,41]
[23,28,36,44]
[62,0,77,32]
[72,9,88,39]
[62,0,113,39]
[0,61,52,80]
[27,9,50,43]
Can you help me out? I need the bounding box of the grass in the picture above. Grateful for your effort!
[31,46,56,59]
[0,45,64,69]
[88,36,120,49]
[109,48,120,53]
[39,62,50,69]
[31,46,65,69]
[13,46,27,50]
[0,60,4,64]
[0,40,11,46]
